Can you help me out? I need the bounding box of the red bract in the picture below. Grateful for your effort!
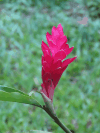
[41,24,76,102]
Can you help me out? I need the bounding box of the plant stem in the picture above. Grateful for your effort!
[43,105,72,133]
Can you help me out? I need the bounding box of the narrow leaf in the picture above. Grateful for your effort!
[0,86,42,108]
[0,85,28,96]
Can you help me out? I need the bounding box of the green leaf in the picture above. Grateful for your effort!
[0,86,42,108]
[29,90,44,107]
[0,85,28,96]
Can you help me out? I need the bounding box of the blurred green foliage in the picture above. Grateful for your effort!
[0,0,100,133]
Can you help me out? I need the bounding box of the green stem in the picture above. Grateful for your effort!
[43,105,72,133]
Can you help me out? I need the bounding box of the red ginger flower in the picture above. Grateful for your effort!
[41,24,76,102]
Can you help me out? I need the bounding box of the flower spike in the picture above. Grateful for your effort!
[41,24,76,102]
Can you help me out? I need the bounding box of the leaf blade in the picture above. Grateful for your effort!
[0,85,28,96]
[0,86,42,108]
